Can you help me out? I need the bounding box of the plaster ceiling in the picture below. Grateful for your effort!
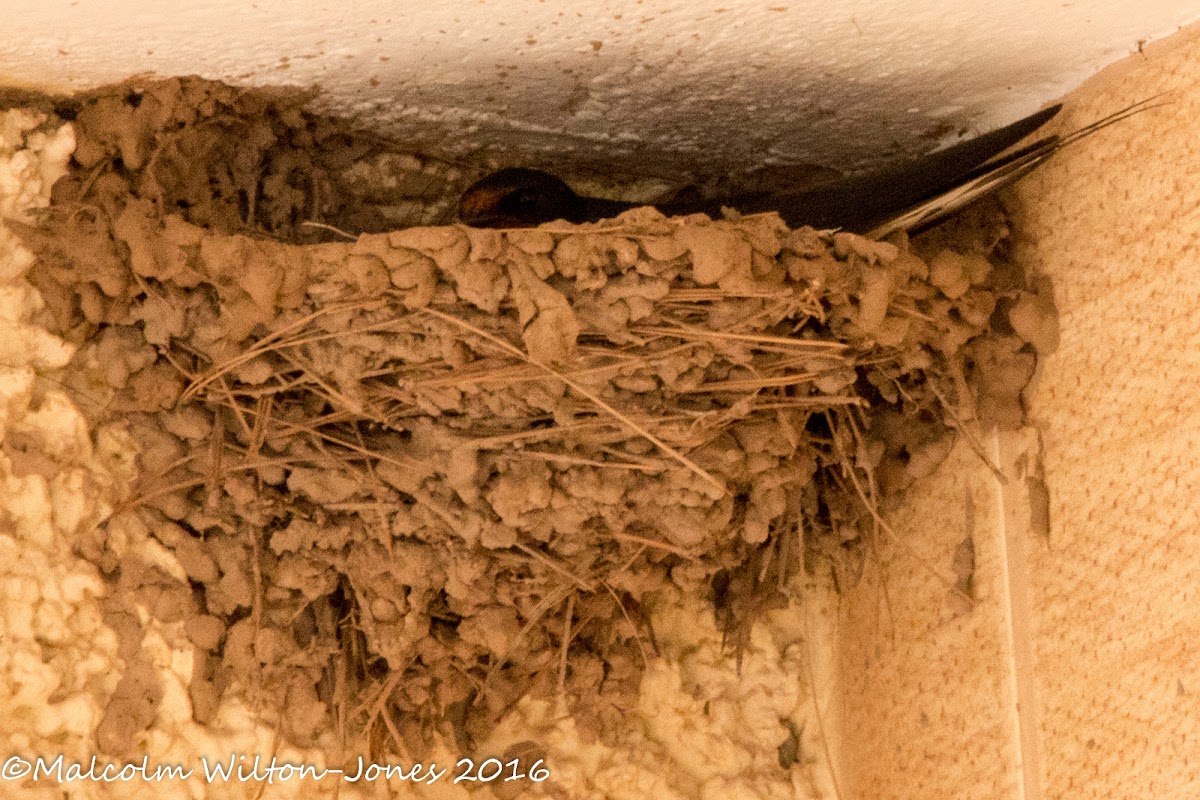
[2,1,1198,178]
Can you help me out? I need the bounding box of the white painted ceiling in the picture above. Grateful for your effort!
[2,0,1198,178]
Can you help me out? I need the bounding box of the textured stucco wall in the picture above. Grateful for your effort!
[839,435,1029,800]
[1012,30,1200,798]
[1,0,1197,178]
[839,27,1200,799]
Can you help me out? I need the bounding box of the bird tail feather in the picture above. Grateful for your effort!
[865,94,1169,239]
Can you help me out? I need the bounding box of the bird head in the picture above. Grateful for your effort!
[457,167,582,228]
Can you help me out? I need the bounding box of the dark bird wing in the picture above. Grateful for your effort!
[860,96,1164,238]
[666,103,1062,233]
[459,96,1163,234]
[696,97,1163,237]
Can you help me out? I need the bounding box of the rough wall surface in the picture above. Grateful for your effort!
[840,26,1200,800]
[838,434,1031,799]
[1012,28,1200,800]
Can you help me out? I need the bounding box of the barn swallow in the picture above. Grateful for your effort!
[458,98,1158,238]
[457,167,638,229]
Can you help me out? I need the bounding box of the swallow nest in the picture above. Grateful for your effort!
[9,78,1055,756]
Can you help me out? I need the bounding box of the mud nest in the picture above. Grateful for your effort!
[7,77,1057,757]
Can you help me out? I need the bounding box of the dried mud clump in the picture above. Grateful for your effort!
[9,79,1057,756]
[49,76,478,240]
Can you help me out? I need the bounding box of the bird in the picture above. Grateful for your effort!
[457,98,1158,239]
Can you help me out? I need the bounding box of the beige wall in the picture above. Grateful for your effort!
[839,27,1200,800]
